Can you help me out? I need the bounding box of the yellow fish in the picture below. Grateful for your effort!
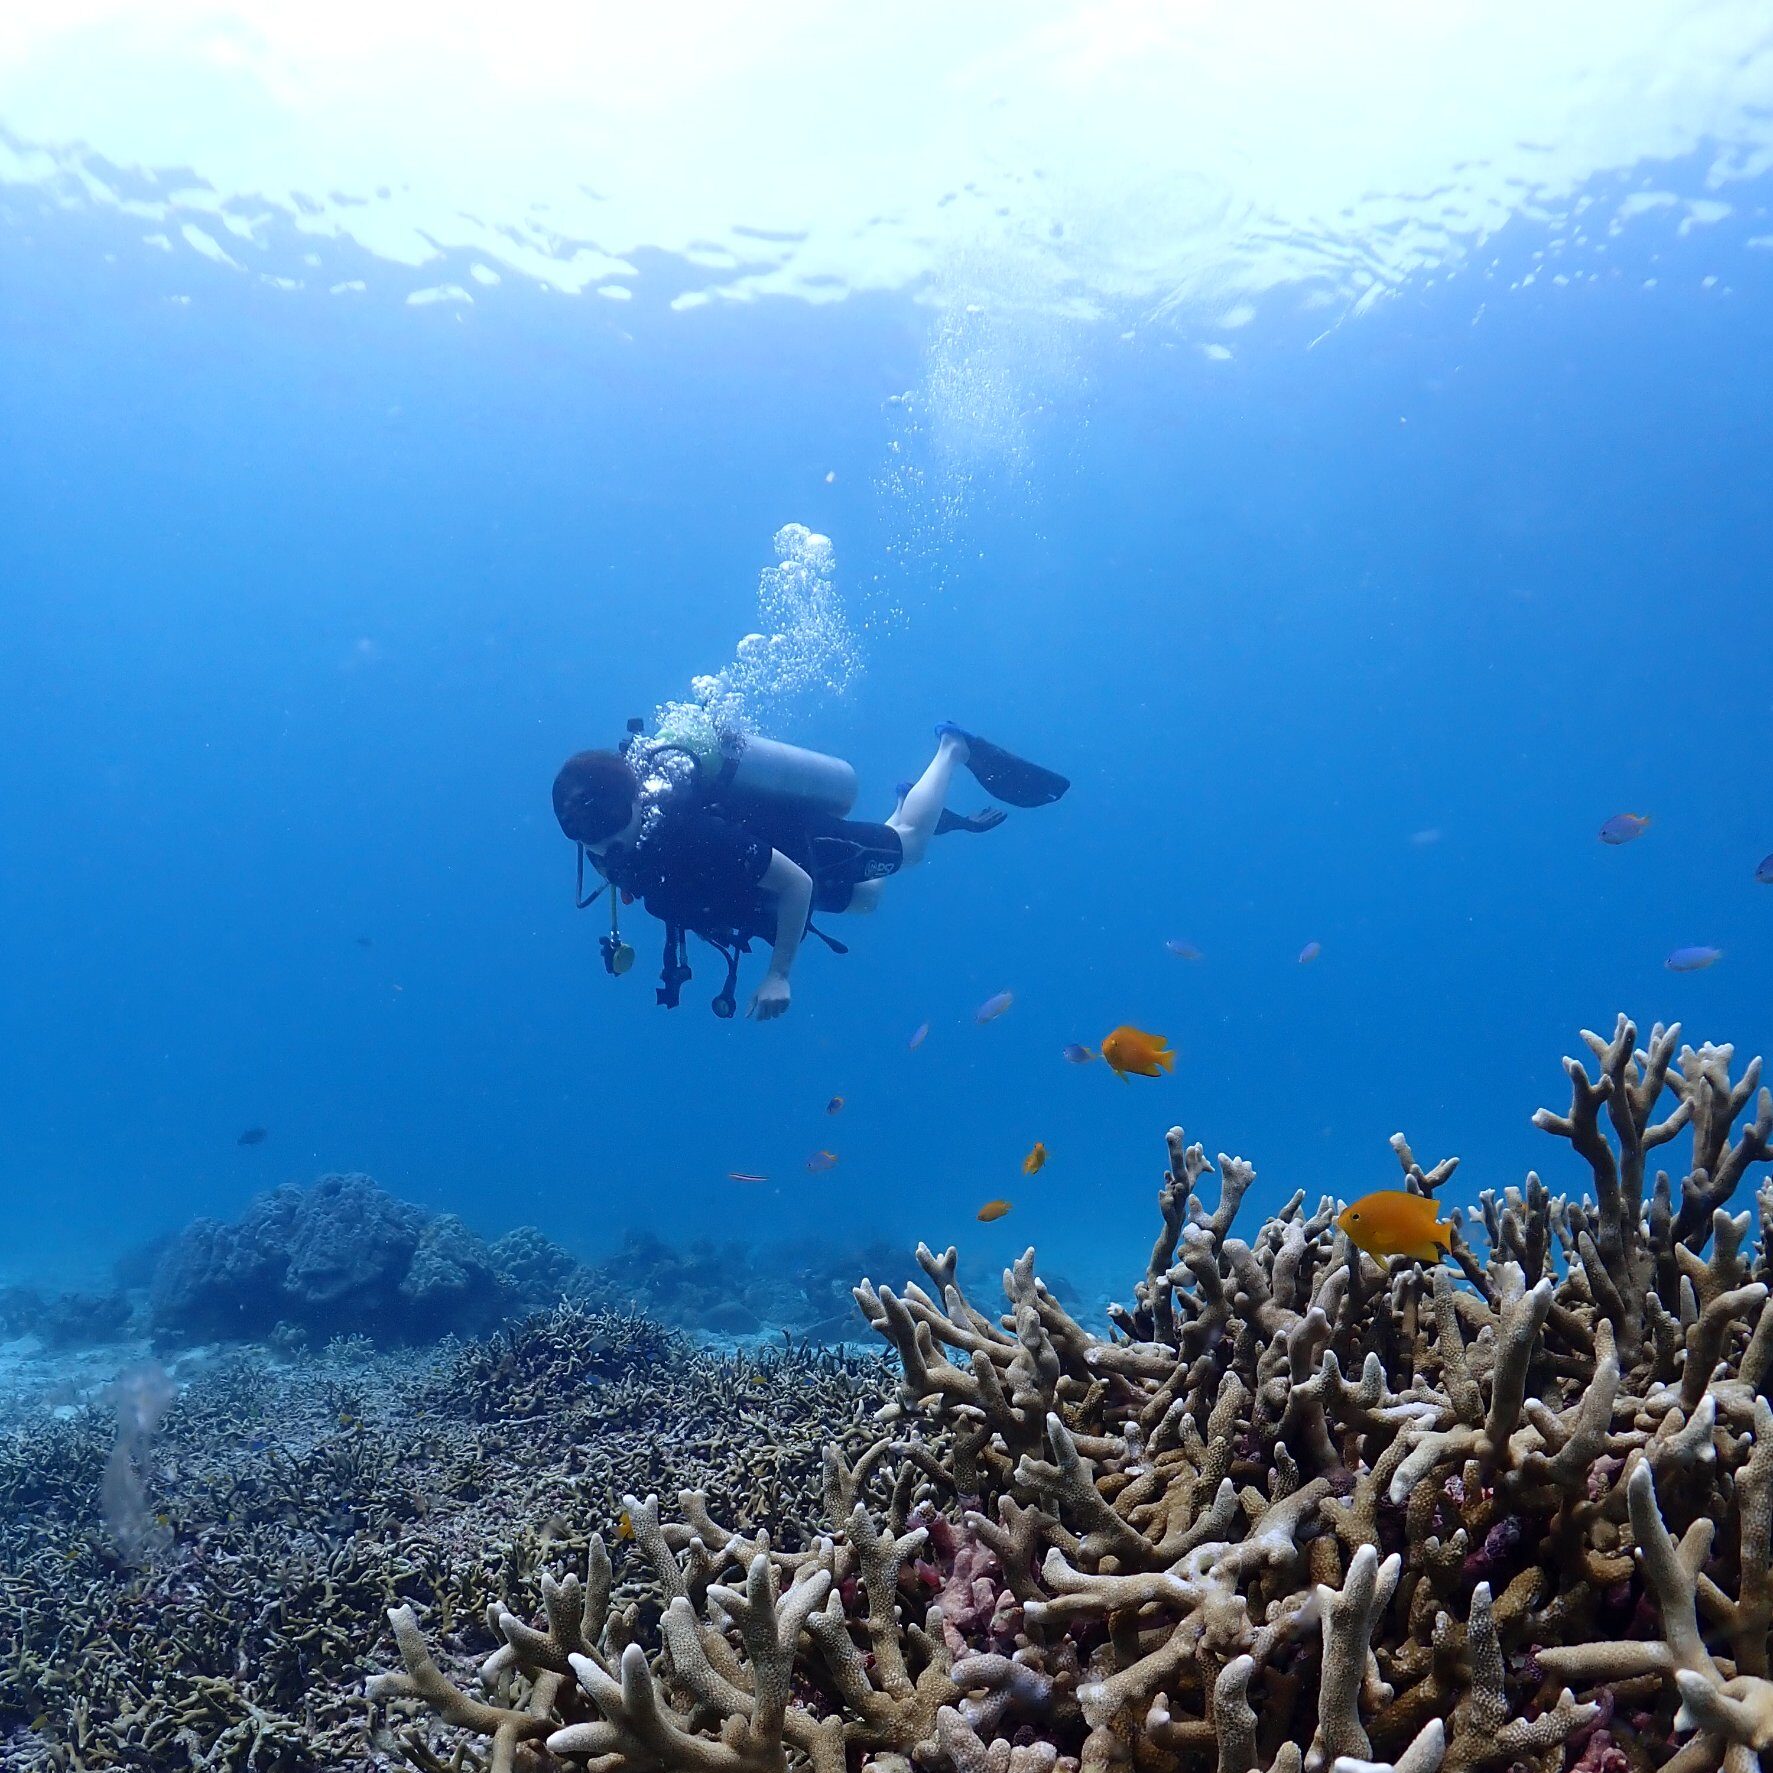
[977,1199,1013,1222]
[1336,1190,1454,1263]
[616,1508,635,1542]
[1101,1025,1176,1081]
[1022,1141,1047,1176]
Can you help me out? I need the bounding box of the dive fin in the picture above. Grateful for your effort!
[937,724,1070,808]
[937,806,1009,836]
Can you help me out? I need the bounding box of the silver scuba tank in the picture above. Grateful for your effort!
[705,732,858,817]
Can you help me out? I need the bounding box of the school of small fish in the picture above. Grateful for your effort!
[729,801,1769,1242]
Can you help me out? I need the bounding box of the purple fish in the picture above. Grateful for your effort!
[1060,1044,1096,1065]
[1756,853,1773,885]
[1297,941,1322,965]
[975,991,1014,1023]
[1665,946,1722,973]
[1598,813,1652,845]
[908,1021,930,1050]
[1164,939,1203,961]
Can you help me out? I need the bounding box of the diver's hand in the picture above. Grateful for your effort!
[748,974,792,1021]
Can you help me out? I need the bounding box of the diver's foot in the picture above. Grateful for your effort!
[938,725,1070,808]
[937,806,1008,837]
[933,721,972,761]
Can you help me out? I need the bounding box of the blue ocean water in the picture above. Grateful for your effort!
[3,14,1771,1317]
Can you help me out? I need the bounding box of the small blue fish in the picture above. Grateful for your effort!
[1666,946,1722,973]
[976,991,1014,1024]
[1756,853,1773,885]
[1164,939,1203,961]
[1061,1044,1096,1065]
[806,1150,839,1173]
[1297,941,1322,965]
[908,1021,930,1050]
[1599,813,1652,845]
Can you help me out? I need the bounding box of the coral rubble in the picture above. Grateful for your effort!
[373,1016,1773,1773]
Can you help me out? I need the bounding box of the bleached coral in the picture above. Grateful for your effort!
[371,1014,1773,1773]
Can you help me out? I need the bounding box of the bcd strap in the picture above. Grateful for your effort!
[657,923,693,1008]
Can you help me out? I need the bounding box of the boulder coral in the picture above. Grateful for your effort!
[371,1014,1773,1773]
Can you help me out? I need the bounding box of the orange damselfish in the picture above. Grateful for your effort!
[977,1200,1013,1222]
[1336,1190,1454,1263]
[1022,1142,1047,1176]
[1100,1025,1176,1080]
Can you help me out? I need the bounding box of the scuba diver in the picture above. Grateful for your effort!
[551,722,1069,1020]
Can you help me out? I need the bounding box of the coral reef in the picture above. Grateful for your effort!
[373,1015,1773,1773]
[0,1284,132,1349]
[145,1173,596,1346]
[0,1317,889,1769]
[581,1229,934,1342]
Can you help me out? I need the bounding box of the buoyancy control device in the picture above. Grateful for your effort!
[576,719,857,1015]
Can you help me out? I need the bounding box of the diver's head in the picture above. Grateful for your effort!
[552,749,638,847]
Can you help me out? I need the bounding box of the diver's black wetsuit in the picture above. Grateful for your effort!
[603,802,902,947]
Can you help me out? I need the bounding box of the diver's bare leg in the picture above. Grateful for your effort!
[887,732,968,867]
[843,878,885,914]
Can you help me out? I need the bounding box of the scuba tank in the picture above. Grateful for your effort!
[702,732,857,817]
[599,719,859,1017]
[624,718,858,818]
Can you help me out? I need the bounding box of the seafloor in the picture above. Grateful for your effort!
[3,1012,1771,1773]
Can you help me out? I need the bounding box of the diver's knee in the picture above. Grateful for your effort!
[846,879,885,914]
[888,821,931,868]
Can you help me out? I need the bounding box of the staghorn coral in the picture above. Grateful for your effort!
[369,1014,1773,1773]
[0,1322,888,1769]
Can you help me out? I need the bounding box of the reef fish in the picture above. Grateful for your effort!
[1101,1026,1175,1080]
[908,1021,930,1049]
[1060,1044,1096,1065]
[1756,854,1773,884]
[1336,1190,1453,1263]
[806,1149,839,1172]
[1298,941,1322,965]
[976,991,1014,1023]
[1666,945,1723,972]
[1164,939,1203,961]
[237,1127,268,1146]
[728,1171,768,1184]
[1022,1141,1048,1176]
[1599,813,1652,844]
[826,1096,845,1115]
[977,1199,1013,1222]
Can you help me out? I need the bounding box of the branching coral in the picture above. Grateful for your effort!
[370,1014,1773,1773]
